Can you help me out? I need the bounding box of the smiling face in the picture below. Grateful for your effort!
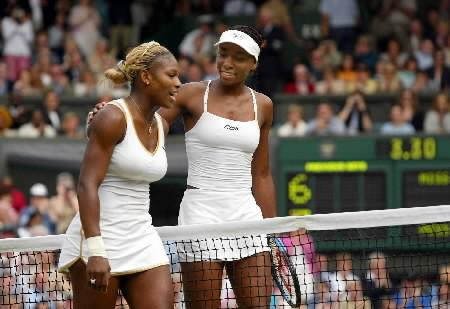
[216,43,256,86]
[141,55,181,108]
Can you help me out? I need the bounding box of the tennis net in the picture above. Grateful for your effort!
[0,205,449,308]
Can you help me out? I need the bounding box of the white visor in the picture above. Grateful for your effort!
[214,30,260,61]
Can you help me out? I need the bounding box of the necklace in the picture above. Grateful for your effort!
[129,96,154,135]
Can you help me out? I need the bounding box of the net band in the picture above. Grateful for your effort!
[0,204,448,252]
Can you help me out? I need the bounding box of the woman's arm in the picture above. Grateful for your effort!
[77,104,125,293]
[251,94,277,218]
[78,105,125,238]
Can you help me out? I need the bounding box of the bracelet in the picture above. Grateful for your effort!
[86,236,107,258]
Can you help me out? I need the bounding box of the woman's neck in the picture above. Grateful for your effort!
[129,91,157,121]
[215,80,247,96]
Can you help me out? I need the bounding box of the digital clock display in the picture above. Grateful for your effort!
[376,137,437,160]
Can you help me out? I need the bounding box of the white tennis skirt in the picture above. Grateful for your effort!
[177,188,269,262]
[58,213,169,275]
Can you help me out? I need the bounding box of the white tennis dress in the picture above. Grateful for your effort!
[58,99,169,275]
[178,80,269,261]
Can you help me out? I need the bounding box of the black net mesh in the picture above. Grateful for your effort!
[0,222,449,308]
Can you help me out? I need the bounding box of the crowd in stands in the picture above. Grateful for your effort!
[0,0,447,138]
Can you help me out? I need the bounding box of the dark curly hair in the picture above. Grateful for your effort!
[230,25,264,48]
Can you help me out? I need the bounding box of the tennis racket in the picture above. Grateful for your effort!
[268,235,301,307]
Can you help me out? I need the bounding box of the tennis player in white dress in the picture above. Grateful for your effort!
[58,41,181,309]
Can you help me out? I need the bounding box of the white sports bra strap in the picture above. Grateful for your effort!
[250,88,257,121]
[203,80,212,112]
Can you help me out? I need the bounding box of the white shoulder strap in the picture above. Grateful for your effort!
[203,80,212,112]
[154,112,165,147]
[249,88,258,122]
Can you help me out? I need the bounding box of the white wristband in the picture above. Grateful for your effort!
[86,236,107,258]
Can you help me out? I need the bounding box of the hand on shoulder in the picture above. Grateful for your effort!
[88,103,126,144]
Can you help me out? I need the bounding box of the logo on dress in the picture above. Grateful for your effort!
[224,124,239,131]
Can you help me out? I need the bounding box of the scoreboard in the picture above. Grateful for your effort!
[277,136,450,216]
[277,136,450,251]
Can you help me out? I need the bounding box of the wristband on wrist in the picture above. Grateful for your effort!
[86,236,107,258]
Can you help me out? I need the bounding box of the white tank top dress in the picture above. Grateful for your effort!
[178,80,269,262]
[58,99,170,275]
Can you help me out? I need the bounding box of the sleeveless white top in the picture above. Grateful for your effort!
[58,99,169,275]
[178,81,268,261]
[185,80,260,191]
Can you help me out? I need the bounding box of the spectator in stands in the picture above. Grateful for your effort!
[48,13,67,63]
[0,62,9,96]
[48,172,78,234]
[13,69,42,96]
[409,18,424,53]
[42,91,62,131]
[259,0,296,43]
[1,6,34,84]
[398,57,418,89]
[380,104,415,135]
[338,91,373,135]
[363,252,393,309]
[223,0,256,16]
[316,66,346,95]
[431,264,450,307]
[7,92,29,129]
[427,50,450,91]
[0,176,27,214]
[283,64,315,95]
[329,252,360,302]
[376,61,401,93]
[17,109,57,138]
[398,89,425,131]
[73,69,98,97]
[309,48,325,81]
[33,47,53,88]
[254,6,286,96]
[445,36,450,66]
[412,70,436,93]
[354,35,379,74]
[435,20,449,50]
[48,64,70,95]
[305,102,345,136]
[0,184,19,227]
[339,280,372,309]
[88,39,116,81]
[63,50,86,82]
[184,63,203,83]
[424,93,450,134]
[68,0,101,59]
[108,2,134,60]
[415,39,435,71]
[315,278,335,309]
[319,40,342,70]
[199,56,219,81]
[61,112,83,138]
[319,0,359,53]
[371,0,417,51]
[380,38,408,69]
[178,15,216,61]
[18,183,56,235]
[391,277,425,309]
[337,54,357,83]
[277,104,307,137]
[0,107,15,137]
[347,63,378,94]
